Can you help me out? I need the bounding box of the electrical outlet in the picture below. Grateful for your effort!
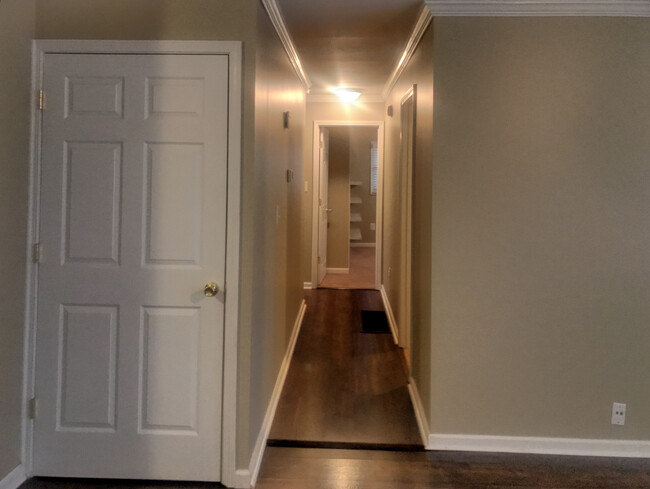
[370,222,376,231]
[612,402,626,425]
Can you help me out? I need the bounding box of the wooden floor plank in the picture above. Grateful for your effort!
[256,447,650,489]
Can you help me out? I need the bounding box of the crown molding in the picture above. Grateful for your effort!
[382,4,433,100]
[424,1,650,16]
[260,0,312,91]
[307,92,385,104]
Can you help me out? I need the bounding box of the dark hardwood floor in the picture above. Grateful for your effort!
[256,446,650,488]
[19,448,650,489]
[268,288,422,448]
[17,449,650,489]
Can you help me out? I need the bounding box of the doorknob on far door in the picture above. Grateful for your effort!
[204,282,219,297]
[324,208,333,212]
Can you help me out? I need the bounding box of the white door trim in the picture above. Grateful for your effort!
[24,40,242,487]
[311,120,385,290]
[424,0,650,17]
[399,87,416,351]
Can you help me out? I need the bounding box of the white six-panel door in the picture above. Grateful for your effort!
[33,53,228,481]
[317,128,330,285]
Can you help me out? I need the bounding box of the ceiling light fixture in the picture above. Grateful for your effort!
[333,87,363,103]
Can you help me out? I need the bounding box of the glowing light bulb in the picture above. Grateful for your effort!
[333,88,362,103]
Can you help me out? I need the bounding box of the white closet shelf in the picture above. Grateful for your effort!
[350,196,362,204]
[350,228,362,241]
[350,212,362,222]
[350,180,363,187]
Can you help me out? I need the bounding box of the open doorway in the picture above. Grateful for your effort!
[310,120,384,290]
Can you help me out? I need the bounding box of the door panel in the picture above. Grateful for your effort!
[140,307,200,433]
[64,142,122,264]
[34,53,228,481]
[144,143,203,265]
[59,305,118,431]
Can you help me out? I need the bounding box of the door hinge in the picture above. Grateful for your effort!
[38,90,45,110]
[32,243,41,263]
[28,397,38,420]
[317,256,321,264]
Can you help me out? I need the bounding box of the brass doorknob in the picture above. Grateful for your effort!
[204,282,219,297]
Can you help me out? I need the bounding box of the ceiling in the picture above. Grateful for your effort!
[276,0,423,98]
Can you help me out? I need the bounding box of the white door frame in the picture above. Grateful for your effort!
[311,120,384,289]
[316,128,330,284]
[23,40,242,487]
[399,86,416,351]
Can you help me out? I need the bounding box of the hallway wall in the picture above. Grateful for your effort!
[302,102,384,285]
[430,17,650,442]
[246,0,306,469]
[383,24,434,420]
[0,0,35,480]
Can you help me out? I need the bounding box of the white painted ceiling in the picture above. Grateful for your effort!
[276,0,423,97]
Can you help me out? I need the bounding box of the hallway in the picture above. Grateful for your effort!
[268,288,422,448]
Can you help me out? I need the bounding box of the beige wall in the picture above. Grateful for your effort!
[36,0,255,41]
[0,0,35,479]
[349,127,377,244]
[302,101,384,284]
[384,25,434,418]
[326,128,351,269]
[430,17,650,440]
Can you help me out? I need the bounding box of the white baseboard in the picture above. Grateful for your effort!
[246,299,307,488]
[407,377,430,447]
[326,267,349,274]
[0,465,26,489]
[303,282,313,289]
[230,469,251,489]
[379,285,399,345]
[350,242,376,248]
[428,434,650,458]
